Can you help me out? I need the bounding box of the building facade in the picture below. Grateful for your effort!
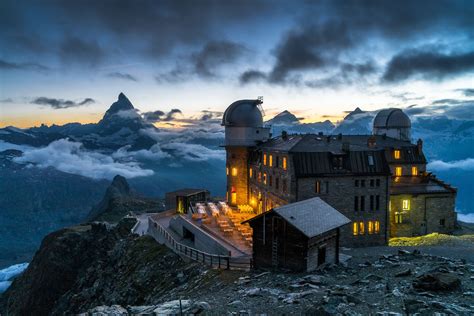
[222,101,457,247]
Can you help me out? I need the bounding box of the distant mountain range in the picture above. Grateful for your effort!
[0,94,473,267]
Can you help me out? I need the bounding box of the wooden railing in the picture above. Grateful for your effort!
[149,217,252,270]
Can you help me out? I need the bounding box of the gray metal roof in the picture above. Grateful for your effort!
[273,197,351,238]
[390,175,456,195]
[222,99,263,127]
[373,108,411,128]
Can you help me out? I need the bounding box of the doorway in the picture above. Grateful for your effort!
[317,246,326,266]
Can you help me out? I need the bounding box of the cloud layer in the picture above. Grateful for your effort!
[31,97,95,109]
[428,158,474,171]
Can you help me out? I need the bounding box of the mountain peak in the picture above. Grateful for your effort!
[344,107,365,120]
[267,110,299,125]
[104,93,135,117]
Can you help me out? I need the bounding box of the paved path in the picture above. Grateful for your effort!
[132,214,150,236]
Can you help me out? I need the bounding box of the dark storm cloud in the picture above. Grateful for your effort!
[59,37,104,66]
[455,88,474,97]
[239,70,267,84]
[0,59,49,72]
[192,41,248,78]
[142,109,182,123]
[31,97,95,109]
[199,110,222,121]
[382,49,474,82]
[106,72,138,82]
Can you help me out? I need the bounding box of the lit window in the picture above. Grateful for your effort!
[395,167,402,176]
[231,167,238,176]
[263,173,267,185]
[226,167,229,175]
[412,166,418,176]
[258,172,262,182]
[368,221,374,234]
[263,153,267,165]
[269,155,273,167]
[283,157,287,170]
[353,222,358,235]
[394,150,400,159]
[231,192,237,204]
[315,180,321,194]
[375,221,380,233]
[359,222,365,235]
[402,199,410,210]
[395,212,403,224]
[249,168,253,178]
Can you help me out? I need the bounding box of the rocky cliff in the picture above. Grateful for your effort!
[0,219,206,315]
[87,175,163,222]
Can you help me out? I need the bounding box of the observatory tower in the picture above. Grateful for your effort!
[222,99,270,206]
[373,108,411,141]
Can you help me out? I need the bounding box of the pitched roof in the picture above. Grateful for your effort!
[247,197,351,238]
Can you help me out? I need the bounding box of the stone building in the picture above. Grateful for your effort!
[222,100,457,247]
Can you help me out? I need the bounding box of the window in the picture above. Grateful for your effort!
[368,155,374,166]
[263,173,267,185]
[376,195,380,210]
[360,196,365,211]
[359,222,365,235]
[355,180,359,187]
[368,221,374,234]
[395,167,402,176]
[354,196,359,211]
[226,167,229,175]
[361,180,366,187]
[249,168,253,178]
[276,156,280,168]
[275,177,280,189]
[269,155,273,167]
[395,212,403,224]
[402,199,410,210]
[231,192,237,204]
[370,179,374,187]
[283,157,287,170]
[394,150,401,159]
[370,195,374,210]
[258,172,262,182]
[282,179,287,193]
[325,181,329,194]
[263,153,267,165]
[231,167,238,176]
[376,179,380,187]
[375,221,380,233]
[440,218,445,226]
[315,180,321,194]
[353,222,358,235]
[269,175,273,187]
[412,166,418,176]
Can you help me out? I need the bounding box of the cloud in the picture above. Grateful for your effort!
[142,109,182,123]
[458,212,474,223]
[59,37,104,66]
[31,97,95,109]
[113,144,170,161]
[0,59,49,72]
[455,88,474,97]
[161,142,225,162]
[106,72,138,82]
[191,40,248,78]
[239,70,267,84]
[382,49,474,82]
[14,139,153,180]
[428,158,474,171]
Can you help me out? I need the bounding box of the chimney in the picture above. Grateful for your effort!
[367,135,377,148]
[417,138,423,152]
[282,130,288,140]
[318,131,324,136]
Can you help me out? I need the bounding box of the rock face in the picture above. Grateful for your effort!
[87,175,162,222]
[0,219,202,316]
[413,272,461,291]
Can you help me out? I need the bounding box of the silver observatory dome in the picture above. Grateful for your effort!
[373,108,411,129]
[222,99,264,127]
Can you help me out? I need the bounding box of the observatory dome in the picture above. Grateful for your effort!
[373,108,411,129]
[222,99,263,127]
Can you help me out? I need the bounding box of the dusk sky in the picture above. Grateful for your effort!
[1,0,473,128]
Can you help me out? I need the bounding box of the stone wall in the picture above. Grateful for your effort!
[306,230,338,272]
[389,193,456,237]
[297,175,389,247]
[226,147,249,206]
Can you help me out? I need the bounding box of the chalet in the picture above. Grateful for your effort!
[244,197,350,272]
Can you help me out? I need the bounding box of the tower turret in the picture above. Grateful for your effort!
[373,108,411,141]
[222,99,270,206]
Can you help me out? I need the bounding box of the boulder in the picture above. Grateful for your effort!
[413,273,461,292]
